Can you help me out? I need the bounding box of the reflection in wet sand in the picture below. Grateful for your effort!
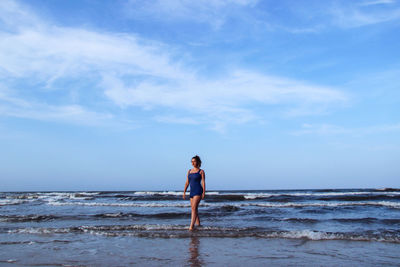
[188,236,202,267]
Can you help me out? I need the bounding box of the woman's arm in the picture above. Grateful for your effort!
[201,170,206,199]
[183,170,189,199]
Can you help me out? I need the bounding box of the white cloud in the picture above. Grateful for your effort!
[0,0,42,30]
[266,1,400,33]
[0,85,135,129]
[101,70,348,130]
[123,0,259,30]
[359,0,396,6]
[0,26,187,82]
[0,0,349,132]
[121,0,400,35]
[291,123,400,136]
[329,1,400,28]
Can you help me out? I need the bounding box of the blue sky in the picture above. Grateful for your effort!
[0,0,399,191]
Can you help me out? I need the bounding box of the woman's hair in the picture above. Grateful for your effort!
[192,155,202,167]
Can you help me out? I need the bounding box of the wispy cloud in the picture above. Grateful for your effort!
[101,70,348,131]
[0,85,136,129]
[123,0,259,30]
[267,1,400,33]
[359,0,396,7]
[0,0,349,132]
[122,0,400,35]
[0,0,42,30]
[291,123,400,136]
[330,5,400,28]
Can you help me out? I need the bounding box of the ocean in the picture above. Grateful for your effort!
[1,189,400,266]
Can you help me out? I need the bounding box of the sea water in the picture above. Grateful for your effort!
[1,189,400,266]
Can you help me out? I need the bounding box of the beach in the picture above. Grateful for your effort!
[1,189,400,266]
[1,235,400,266]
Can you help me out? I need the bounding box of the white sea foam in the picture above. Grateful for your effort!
[46,201,214,208]
[243,191,400,199]
[7,225,400,243]
[43,199,400,209]
[0,199,27,206]
[243,193,274,199]
[8,227,71,234]
[5,193,39,200]
[260,230,366,241]
[4,190,399,202]
[7,224,255,235]
[133,191,220,196]
[242,201,400,208]
[34,192,98,201]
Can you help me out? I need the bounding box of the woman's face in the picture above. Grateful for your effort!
[191,159,198,168]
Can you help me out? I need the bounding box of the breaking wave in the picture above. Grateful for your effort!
[7,224,400,243]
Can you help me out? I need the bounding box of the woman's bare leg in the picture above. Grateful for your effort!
[190,197,201,226]
[195,212,201,226]
[189,195,201,230]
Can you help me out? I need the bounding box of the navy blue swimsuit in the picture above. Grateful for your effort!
[188,169,203,198]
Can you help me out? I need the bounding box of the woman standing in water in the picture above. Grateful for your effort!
[183,155,205,231]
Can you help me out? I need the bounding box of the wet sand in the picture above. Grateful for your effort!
[1,234,399,266]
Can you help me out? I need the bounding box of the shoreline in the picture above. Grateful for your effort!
[1,236,399,266]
